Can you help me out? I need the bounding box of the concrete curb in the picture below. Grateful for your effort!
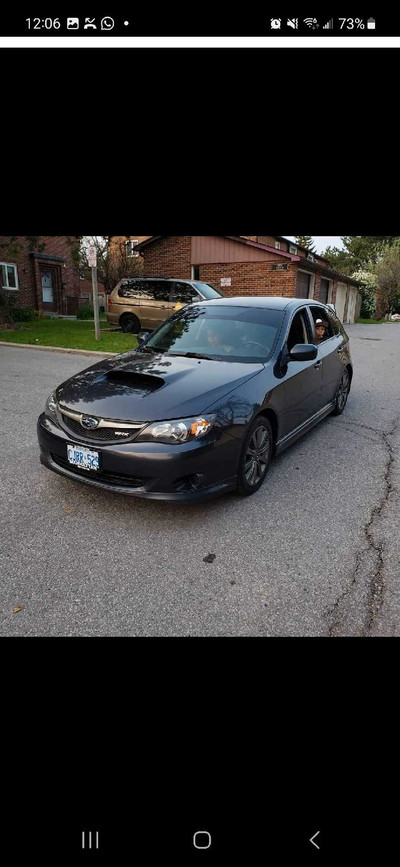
[0,341,117,357]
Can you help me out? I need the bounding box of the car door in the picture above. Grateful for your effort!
[140,281,172,329]
[271,307,324,440]
[309,307,345,406]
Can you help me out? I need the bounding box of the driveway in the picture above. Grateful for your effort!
[1,323,399,636]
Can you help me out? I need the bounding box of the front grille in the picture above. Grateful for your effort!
[60,414,138,443]
[50,453,146,488]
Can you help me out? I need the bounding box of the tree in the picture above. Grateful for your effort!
[295,236,316,252]
[75,237,144,294]
[351,269,378,319]
[374,242,400,318]
[322,236,399,276]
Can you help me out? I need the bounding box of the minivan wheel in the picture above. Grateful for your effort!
[236,416,273,497]
[120,314,141,334]
[332,368,350,415]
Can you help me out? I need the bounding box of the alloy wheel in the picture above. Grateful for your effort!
[244,425,270,486]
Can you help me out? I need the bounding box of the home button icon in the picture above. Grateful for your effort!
[193,830,212,849]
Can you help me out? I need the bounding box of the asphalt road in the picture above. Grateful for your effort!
[1,323,399,636]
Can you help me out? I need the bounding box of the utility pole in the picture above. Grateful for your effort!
[88,244,100,340]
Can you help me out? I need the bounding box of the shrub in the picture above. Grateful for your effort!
[9,307,36,322]
[76,304,95,320]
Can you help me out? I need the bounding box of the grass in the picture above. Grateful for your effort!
[0,318,138,353]
[355,318,384,324]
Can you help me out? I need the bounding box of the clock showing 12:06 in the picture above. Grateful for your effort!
[26,18,62,29]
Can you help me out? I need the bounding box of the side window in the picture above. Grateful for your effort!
[170,282,198,303]
[287,310,310,352]
[118,281,141,299]
[151,282,171,302]
[326,312,341,336]
[310,307,334,340]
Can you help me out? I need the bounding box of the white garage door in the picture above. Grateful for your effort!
[346,288,357,324]
[335,283,346,323]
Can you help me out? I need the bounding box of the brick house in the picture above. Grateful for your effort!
[136,235,362,324]
[0,236,81,315]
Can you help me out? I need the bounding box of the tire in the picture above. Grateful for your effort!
[332,368,350,415]
[120,314,141,334]
[236,416,273,497]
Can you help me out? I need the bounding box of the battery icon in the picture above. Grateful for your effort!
[367,18,376,29]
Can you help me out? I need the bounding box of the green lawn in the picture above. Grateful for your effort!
[355,318,384,324]
[0,318,138,353]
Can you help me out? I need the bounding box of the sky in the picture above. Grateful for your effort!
[284,236,344,254]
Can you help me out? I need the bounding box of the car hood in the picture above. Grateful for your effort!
[56,350,263,421]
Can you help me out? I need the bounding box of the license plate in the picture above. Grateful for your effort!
[67,443,99,471]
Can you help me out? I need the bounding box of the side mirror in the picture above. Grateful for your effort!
[137,331,150,346]
[289,343,318,362]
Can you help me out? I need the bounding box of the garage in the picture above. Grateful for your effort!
[345,287,357,324]
[335,283,347,323]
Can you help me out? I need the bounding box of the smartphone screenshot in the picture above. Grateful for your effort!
[1,13,398,864]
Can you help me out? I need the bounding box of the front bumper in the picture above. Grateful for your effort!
[37,413,239,503]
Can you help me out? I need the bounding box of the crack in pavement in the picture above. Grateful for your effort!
[325,416,399,637]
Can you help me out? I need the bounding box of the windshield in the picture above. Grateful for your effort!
[145,305,284,363]
[193,282,223,299]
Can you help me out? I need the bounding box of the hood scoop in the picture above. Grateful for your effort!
[106,369,164,391]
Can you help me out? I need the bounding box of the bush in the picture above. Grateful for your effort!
[76,304,95,319]
[9,307,36,322]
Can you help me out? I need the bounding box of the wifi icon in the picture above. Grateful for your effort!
[303,17,319,28]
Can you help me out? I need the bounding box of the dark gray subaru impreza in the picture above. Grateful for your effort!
[37,297,352,502]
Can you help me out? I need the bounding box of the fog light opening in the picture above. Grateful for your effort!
[173,473,205,492]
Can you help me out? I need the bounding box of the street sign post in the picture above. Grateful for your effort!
[88,245,100,341]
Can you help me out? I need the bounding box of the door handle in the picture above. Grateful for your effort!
[314,360,322,368]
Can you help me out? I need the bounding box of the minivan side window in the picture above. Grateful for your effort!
[118,281,143,298]
[170,283,199,303]
[151,283,171,302]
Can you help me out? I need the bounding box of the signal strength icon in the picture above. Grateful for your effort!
[304,17,319,28]
[323,18,334,29]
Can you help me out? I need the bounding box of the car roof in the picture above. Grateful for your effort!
[191,296,331,311]
[118,276,194,283]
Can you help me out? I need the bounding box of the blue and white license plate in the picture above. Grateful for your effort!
[67,443,100,471]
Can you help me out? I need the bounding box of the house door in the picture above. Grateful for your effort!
[41,270,57,311]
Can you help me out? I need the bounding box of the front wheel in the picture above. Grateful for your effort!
[332,368,350,415]
[236,416,273,497]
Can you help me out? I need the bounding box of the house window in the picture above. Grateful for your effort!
[1,262,18,290]
[191,265,200,280]
[289,244,298,255]
[125,239,139,257]
[275,241,281,250]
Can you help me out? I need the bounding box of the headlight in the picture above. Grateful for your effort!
[136,414,216,445]
[45,391,58,418]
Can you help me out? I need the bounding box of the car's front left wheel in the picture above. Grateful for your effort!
[332,368,350,415]
[236,415,273,497]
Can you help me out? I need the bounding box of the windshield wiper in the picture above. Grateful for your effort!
[168,352,215,360]
[138,345,163,354]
